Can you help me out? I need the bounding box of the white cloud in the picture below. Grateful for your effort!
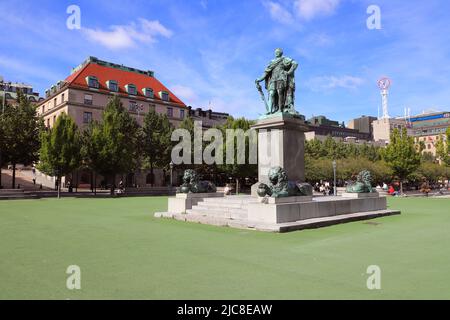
[294,0,340,20]
[264,1,295,25]
[307,75,364,91]
[171,85,199,104]
[82,19,173,50]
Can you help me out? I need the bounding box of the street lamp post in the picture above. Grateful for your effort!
[332,160,337,196]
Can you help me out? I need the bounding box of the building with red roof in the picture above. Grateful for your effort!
[35,57,229,188]
[37,56,188,129]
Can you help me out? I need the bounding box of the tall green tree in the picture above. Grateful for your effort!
[219,117,257,182]
[383,128,421,194]
[82,96,140,195]
[1,92,42,188]
[142,109,173,186]
[39,113,82,198]
[0,96,7,189]
[436,127,450,166]
[436,127,450,187]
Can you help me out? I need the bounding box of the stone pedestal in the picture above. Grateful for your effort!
[167,193,224,214]
[251,113,309,196]
[248,195,388,225]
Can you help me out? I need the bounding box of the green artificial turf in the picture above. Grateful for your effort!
[0,196,449,300]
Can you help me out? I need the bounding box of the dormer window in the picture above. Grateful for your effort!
[125,84,137,95]
[106,80,118,92]
[143,88,154,98]
[159,91,169,102]
[86,76,99,88]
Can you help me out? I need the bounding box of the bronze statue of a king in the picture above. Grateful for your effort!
[255,48,299,116]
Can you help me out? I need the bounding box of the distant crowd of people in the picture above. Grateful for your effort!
[314,182,335,196]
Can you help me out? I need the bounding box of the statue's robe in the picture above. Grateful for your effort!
[264,56,295,91]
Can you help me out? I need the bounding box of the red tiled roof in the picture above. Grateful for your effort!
[65,62,186,106]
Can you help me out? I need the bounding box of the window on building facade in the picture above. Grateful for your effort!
[143,88,154,98]
[53,115,56,124]
[83,112,93,124]
[180,109,185,119]
[167,107,173,118]
[149,104,156,112]
[129,101,138,112]
[47,118,50,127]
[107,80,118,92]
[61,94,65,103]
[126,84,137,95]
[159,91,170,101]
[86,76,99,88]
[42,106,45,114]
[53,98,57,108]
[84,94,93,105]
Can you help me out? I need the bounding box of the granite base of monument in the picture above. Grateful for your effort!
[154,193,400,233]
[155,192,224,217]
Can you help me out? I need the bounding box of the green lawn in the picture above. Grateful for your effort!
[0,196,449,300]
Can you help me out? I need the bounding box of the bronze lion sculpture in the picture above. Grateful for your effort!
[257,166,312,198]
[346,170,374,193]
[178,169,217,194]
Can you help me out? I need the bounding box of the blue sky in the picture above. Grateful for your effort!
[0,0,449,123]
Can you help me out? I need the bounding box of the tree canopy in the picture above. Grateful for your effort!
[142,109,173,185]
[39,113,82,196]
[1,92,43,188]
[382,128,421,193]
[82,96,140,193]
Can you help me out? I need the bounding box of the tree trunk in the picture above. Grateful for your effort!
[12,163,16,189]
[150,163,154,187]
[110,173,116,196]
[57,175,61,199]
[94,172,97,196]
[400,181,404,196]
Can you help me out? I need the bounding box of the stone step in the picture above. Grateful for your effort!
[195,201,247,209]
[201,196,256,205]
[192,204,248,215]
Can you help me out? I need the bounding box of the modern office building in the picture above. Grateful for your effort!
[410,111,450,155]
[308,115,341,127]
[372,117,411,144]
[348,115,378,138]
[305,115,372,143]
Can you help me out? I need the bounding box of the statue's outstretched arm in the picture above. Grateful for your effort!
[255,71,269,83]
